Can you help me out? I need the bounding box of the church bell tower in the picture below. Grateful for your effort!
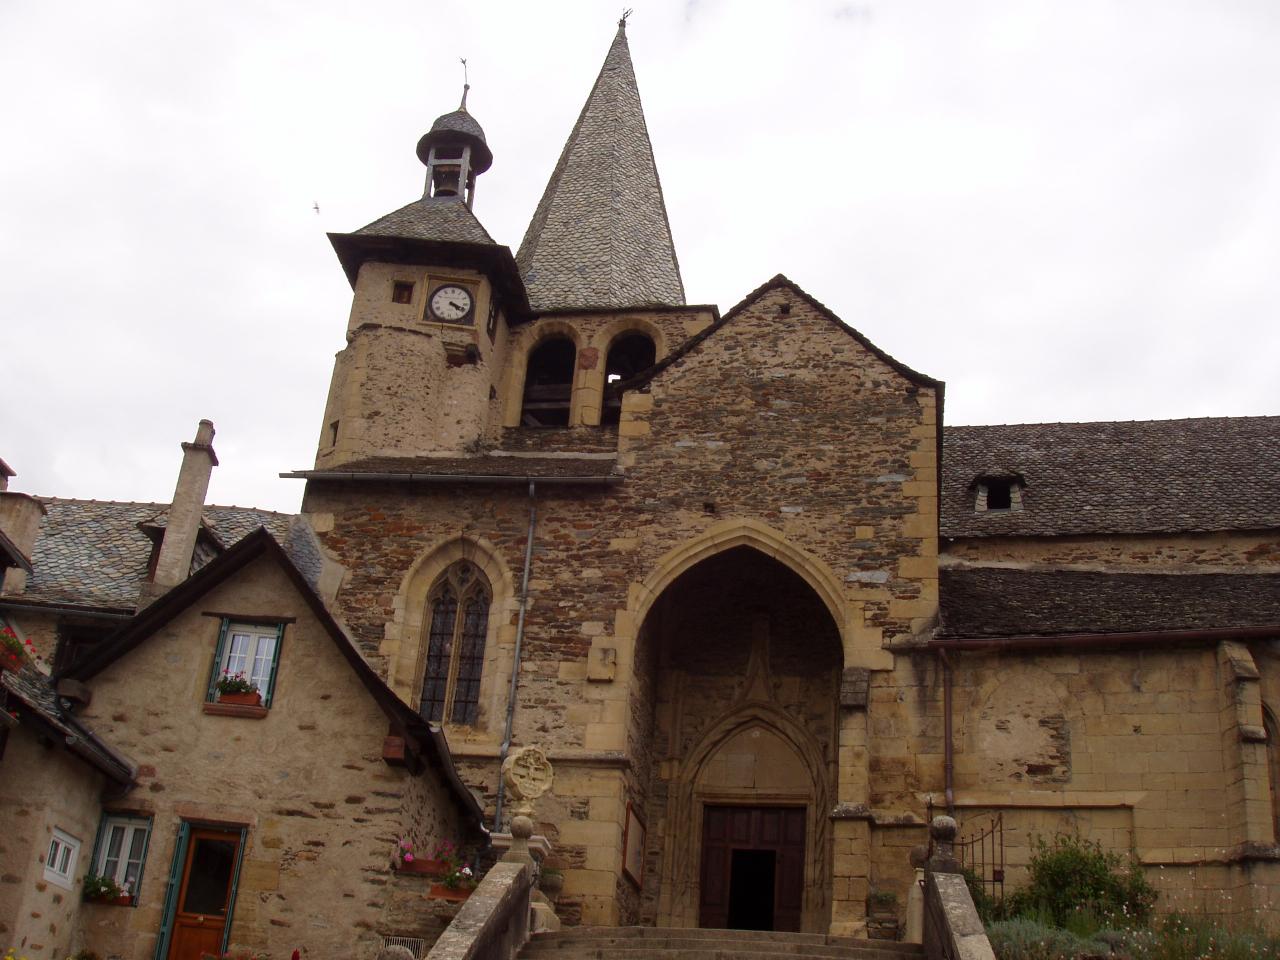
[314,87,528,468]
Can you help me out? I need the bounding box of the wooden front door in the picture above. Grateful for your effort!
[167,828,241,960]
[699,805,805,932]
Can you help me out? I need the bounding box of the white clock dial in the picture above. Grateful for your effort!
[429,284,474,322]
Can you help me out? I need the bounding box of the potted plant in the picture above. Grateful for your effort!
[0,625,32,673]
[83,873,130,906]
[426,840,477,901]
[393,837,443,875]
[215,673,261,706]
[866,888,897,919]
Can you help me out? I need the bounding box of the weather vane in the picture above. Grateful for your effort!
[620,8,632,27]
[459,57,470,109]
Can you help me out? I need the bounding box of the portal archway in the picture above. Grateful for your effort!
[631,545,840,933]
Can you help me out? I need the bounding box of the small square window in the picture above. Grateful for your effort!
[44,828,81,889]
[92,816,151,900]
[392,281,415,305]
[206,620,284,708]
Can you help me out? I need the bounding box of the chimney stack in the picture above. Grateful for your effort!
[143,420,218,601]
[0,459,46,595]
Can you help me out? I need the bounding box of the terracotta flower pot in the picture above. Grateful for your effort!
[218,690,262,706]
[398,857,449,876]
[429,882,474,902]
[91,893,133,906]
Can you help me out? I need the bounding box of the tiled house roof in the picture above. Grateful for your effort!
[15,499,293,610]
[516,22,685,313]
[941,416,1280,538]
[938,567,1280,638]
[285,455,620,483]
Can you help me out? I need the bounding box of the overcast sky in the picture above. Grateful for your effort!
[2,0,1277,514]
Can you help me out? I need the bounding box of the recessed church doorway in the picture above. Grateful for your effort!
[699,805,805,932]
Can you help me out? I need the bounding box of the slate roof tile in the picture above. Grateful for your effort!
[942,416,1280,538]
[354,196,497,246]
[15,500,293,610]
[516,23,685,313]
[939,566,1280,637]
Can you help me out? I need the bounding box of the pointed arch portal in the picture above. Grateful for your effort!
[630,541,841,933]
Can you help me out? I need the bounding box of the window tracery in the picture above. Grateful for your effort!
[421,561,491,724]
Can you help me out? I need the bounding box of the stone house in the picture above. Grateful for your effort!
[2,14,1280,954]
[0,439,486,959]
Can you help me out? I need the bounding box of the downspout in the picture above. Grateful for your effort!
[494,479,537,830]
[939,647,955,816]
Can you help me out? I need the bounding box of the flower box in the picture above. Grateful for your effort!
[218,690,263,707]
[91,893,134,906]
[0,648,24,673]
[429,883,474,902]
[398,857,449,877]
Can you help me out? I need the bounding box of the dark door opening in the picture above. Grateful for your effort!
[699,805,805,931]
[727,849,776,930]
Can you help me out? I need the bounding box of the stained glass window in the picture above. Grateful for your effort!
[420,562,491,725]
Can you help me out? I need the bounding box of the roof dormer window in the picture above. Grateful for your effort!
[973,473,1025,513]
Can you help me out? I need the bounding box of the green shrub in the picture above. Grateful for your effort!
[987,917,1110,960]
[1117,913,1280,960]
[1005,833,1156,929]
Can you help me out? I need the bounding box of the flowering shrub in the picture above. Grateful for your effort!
[431,839,477,889]
[1001,833,1156,928]
[1,625,35,666]
[395,836,415,865]
[214,673,258,695]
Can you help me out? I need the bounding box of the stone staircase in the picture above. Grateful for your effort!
[519,927,925,960]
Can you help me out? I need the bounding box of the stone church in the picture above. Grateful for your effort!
[2,18,1279,958]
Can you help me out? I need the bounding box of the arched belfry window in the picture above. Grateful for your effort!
[602,332,656,426]
[521,337,576,427]
[420,561,491,724]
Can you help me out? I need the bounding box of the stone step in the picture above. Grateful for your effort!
[521,927,922,960]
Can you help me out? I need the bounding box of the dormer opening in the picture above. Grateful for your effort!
[521,337,576,427]
[601,331,656,426]
[972,473,1025,513]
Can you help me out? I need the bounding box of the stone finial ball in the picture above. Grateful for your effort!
[930,815,958,841]
[375,947,415,960]
[909,843,930,868]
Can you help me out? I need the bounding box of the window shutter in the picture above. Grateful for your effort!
[263,624,284,707]
[206,620,231,703]
[153,821,190,960]
[89,815,108,877]
[220,825,249,954]
[131,819,153,907]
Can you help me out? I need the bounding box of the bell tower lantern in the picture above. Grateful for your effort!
[416,86,493,208]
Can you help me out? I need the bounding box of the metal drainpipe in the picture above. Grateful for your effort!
[493,479,537,830]
[939,647,955,816]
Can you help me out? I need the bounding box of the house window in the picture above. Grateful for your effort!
[206,620,284,707]
[92,816,151,898]
[44,828,81,889]
[985,479,1013,511]
[392,281,415,304]
[420,562,490,725]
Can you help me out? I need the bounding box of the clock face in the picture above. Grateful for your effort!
[429,284,474,323]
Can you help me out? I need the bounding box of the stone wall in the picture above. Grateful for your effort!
[0,724,105,960]
[942,531,1280,571]
[71,554,468,960]
[304,279,942,928]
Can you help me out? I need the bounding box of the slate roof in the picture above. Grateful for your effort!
[285,455,620,483]
[354,196,497,246]
[938,567,1280,638]
[942,416,1280,538]
[516,22,685,313]
[13,499,293,610]
[0,663,133,782]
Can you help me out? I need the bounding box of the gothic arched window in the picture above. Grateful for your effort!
[420,562,491,725]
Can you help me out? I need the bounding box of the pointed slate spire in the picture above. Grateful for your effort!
[517,20,686,313]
